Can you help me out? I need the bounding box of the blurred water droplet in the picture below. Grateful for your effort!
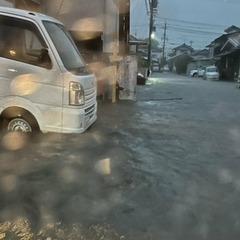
[1,132,27,150]
[1,175,17,192]
[95,158,111,175]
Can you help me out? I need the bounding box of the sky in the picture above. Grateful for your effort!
[130,0,240,53]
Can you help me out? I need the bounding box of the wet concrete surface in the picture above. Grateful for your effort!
[1,73,240,239]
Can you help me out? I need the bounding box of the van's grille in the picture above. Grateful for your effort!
[85,104,95,115]
[85,86,96,105]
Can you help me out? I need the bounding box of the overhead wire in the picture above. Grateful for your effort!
[131,0,149,37]
[154,17,227,50]
[155,16,229,29]
[130,0,235,50]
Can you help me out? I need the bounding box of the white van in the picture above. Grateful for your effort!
[0,7,97,133]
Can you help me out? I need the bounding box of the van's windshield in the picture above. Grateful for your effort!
[43,21,85,72]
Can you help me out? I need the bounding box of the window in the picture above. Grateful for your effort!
[43,21,85,72]
[25,29,43,54]
[0,15,50,68]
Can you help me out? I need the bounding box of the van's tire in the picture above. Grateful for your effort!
[0,109,41,145]
[0,108,39,133]
[193,73,197,77]
[7,118,32,132]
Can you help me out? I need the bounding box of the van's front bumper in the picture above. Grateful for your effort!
[41,102,97,133]
[61,103,97,133]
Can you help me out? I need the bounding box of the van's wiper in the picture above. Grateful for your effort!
[77,66,87,73]
[77,66,93,74]
[70,66,92,75]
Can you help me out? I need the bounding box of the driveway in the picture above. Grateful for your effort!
[1,73,240,240]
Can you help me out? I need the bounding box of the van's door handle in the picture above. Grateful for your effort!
[8,68,18,73]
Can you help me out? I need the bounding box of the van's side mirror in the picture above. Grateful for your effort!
[39,48,52,69]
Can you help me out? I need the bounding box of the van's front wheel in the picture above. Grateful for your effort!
[7,118,32,132]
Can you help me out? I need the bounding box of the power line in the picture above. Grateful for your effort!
[166,33,217,40]
[156,20,226,31]
[164,25,223,36]
[131,24,149,27]
[196,0,240,4]
[131,0,145,28]
[155,16,229,29]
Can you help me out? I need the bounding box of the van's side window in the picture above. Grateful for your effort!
[0,15,51,69]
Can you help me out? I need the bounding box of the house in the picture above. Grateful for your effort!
[137,43,162,72]
[168,53,192,74]
[151,48,163,70]
[129,35,147,54]
[208,25,240,81]
[129,35,149,75]
[170,43,194,57]
[168,43,194,74]
[186,49,213,76]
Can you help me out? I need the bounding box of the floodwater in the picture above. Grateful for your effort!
[1,73,240,239]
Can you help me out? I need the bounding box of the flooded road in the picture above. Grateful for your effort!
[1,73,240,239]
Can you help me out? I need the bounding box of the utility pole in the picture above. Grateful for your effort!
[148,0,158,73]
[162,22,167,67]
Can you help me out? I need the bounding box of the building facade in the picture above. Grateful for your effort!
[208,25,240,81]
[42,0,119,54]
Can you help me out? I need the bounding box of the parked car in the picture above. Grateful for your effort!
[137,72,146,85]
[163,65,170,72]
[0,7,97,134]
[190,66,210,77]
[203,66,219,81]
[152,65,159,72]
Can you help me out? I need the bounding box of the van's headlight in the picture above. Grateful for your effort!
[69,82,85,106]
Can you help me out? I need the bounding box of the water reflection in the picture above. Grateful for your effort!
[0,219,125,239]
[0,130,128,239]
[10,74,41,96]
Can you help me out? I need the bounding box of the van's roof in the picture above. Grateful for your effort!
[0,7,62,25]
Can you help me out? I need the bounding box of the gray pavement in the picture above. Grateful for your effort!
[1,73,240,239]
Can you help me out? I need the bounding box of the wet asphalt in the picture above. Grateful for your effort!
[1,73,240,239]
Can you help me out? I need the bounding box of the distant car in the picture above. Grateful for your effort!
[189,68,198,77]
[190,66,210,77]
[203,66,219,81]
[137,72,146,85]
[163,65,169,72]
[152,65,159,72]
